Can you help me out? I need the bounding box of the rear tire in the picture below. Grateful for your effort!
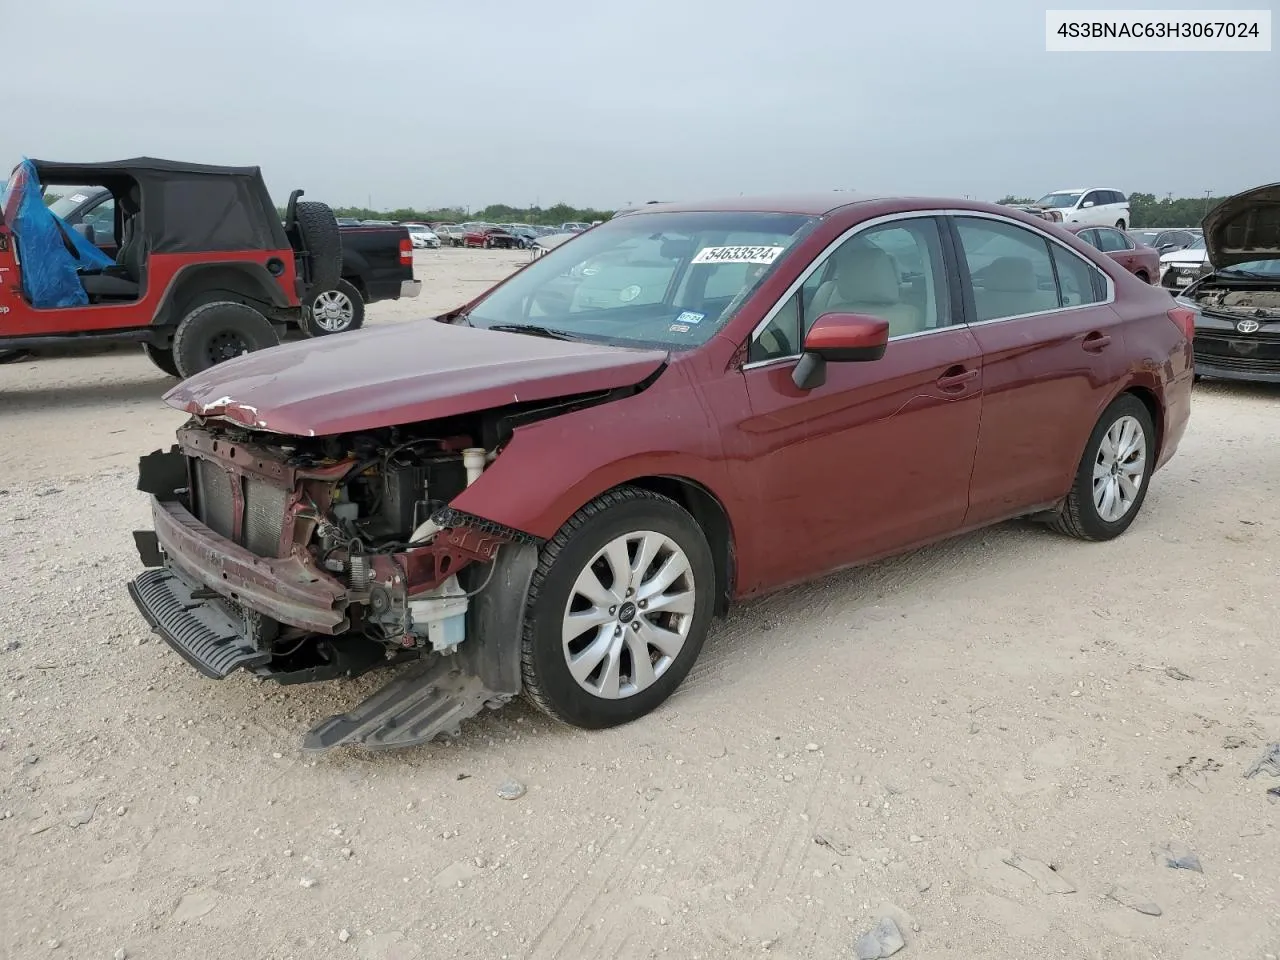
[171,301,279,378]
[294,201,342,291]
[141,343,181,377]
[1115,219,1127,230]
[1134,270,1149,283]
[1049,394,1154,542]
[521,486,714,729]
[301,278,365,336]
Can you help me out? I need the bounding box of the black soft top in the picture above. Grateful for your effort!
[26,156,290,254]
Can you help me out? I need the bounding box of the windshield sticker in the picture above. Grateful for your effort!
[618,284,642,302]
[68,193,88,203]
[674,311,705,325]
[692,244,785,265]
[668,323,691,334]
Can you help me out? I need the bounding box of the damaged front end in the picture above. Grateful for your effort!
[128,416,542,752]
[1182,274,1280,381]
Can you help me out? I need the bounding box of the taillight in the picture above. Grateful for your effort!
[399,238,413,265]
[1167,306,1196,341]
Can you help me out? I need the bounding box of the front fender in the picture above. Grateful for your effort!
[448,371,730,540]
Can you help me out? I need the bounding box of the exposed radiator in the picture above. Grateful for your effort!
[192,459,290,558]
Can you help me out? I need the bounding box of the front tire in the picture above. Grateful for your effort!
[521,486,714,729]
[171,301,279,378]
[141,343,181,377]
[1049,394,1154,541]
[301,278,365,336]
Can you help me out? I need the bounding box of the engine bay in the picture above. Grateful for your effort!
[159,416,526,679]
[1188,281,1280,322]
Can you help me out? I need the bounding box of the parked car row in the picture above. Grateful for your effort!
[427,221,576,248]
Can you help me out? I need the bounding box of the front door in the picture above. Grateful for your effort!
[949,214,1130,526]
[730,215,984,593]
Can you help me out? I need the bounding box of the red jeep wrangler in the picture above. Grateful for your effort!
[0,157,341,378]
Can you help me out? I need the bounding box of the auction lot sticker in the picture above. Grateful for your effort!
[692,245,785,265]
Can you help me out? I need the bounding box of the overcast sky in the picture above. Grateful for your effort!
[4,0,1274,210]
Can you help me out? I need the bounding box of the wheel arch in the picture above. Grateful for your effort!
[154,263,291,328]
[1121,383,1163,465]
[620,475,735,616]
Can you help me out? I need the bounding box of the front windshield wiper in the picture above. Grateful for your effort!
[484,322,579,341]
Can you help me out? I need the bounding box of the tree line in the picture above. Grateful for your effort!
[42,189,1224,230]
[328,202,617,226]
[997,192,1224,229]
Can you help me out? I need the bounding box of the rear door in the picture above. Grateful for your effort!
[948,214,1127,526]
[1095,227,1138,272]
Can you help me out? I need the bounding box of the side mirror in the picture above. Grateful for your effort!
[792,312,889,390]
[1081,200,1095,208]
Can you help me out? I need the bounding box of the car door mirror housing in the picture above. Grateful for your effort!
[791,312,890,390]
[1081,200,1095,208]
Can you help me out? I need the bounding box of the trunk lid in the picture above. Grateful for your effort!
[165,319,668,437]
[1203,182,1280,269]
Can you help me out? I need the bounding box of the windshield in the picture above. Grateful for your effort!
[46,187,99,219]
[1219,258,1280,276]
[465,210,815,348]
[1035,192,1083,208]
[1187,235,1205,249]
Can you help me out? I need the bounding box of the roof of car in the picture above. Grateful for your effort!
[29,156,267,181]
[615,192,897,217]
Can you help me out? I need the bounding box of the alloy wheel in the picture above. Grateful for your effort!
[1093,415,1147,522]
[309,289,355,333]
[561,531,697,699]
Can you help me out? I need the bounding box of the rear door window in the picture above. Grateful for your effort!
[955,217,1061,320]
[1096,228,1133,252]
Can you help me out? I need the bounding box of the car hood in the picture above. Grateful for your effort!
[164,320,669,437]
[1203,182,1280,268]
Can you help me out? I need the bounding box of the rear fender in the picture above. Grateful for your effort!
[154,261,294,327]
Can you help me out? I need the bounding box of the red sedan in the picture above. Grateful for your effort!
[135,192,1194,751]
[462,225,519,249]
[1065,224,1160,283]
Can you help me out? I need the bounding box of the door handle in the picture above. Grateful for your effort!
[1082,332,1112,353]
[936,366,978,392]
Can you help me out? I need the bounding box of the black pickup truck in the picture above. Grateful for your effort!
[50,187,421,336]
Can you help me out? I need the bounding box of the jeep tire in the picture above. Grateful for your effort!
[141,343,181,377]
[171,301,279,378]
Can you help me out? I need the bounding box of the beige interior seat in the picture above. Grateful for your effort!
[974,256,1059,321]
[808,245,922,337]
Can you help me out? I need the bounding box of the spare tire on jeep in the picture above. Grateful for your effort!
[171,301,280,379]
[294,201,342,292]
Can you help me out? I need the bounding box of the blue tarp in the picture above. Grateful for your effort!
[2,158,113,308]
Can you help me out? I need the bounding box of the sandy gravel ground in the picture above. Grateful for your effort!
[1,249,1277,960]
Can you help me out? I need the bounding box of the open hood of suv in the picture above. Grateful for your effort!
[1203,182,1280,269]
[164,320,668,437]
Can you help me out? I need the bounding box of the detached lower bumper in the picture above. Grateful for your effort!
[400,279,423,299]
[128,566,269,678]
